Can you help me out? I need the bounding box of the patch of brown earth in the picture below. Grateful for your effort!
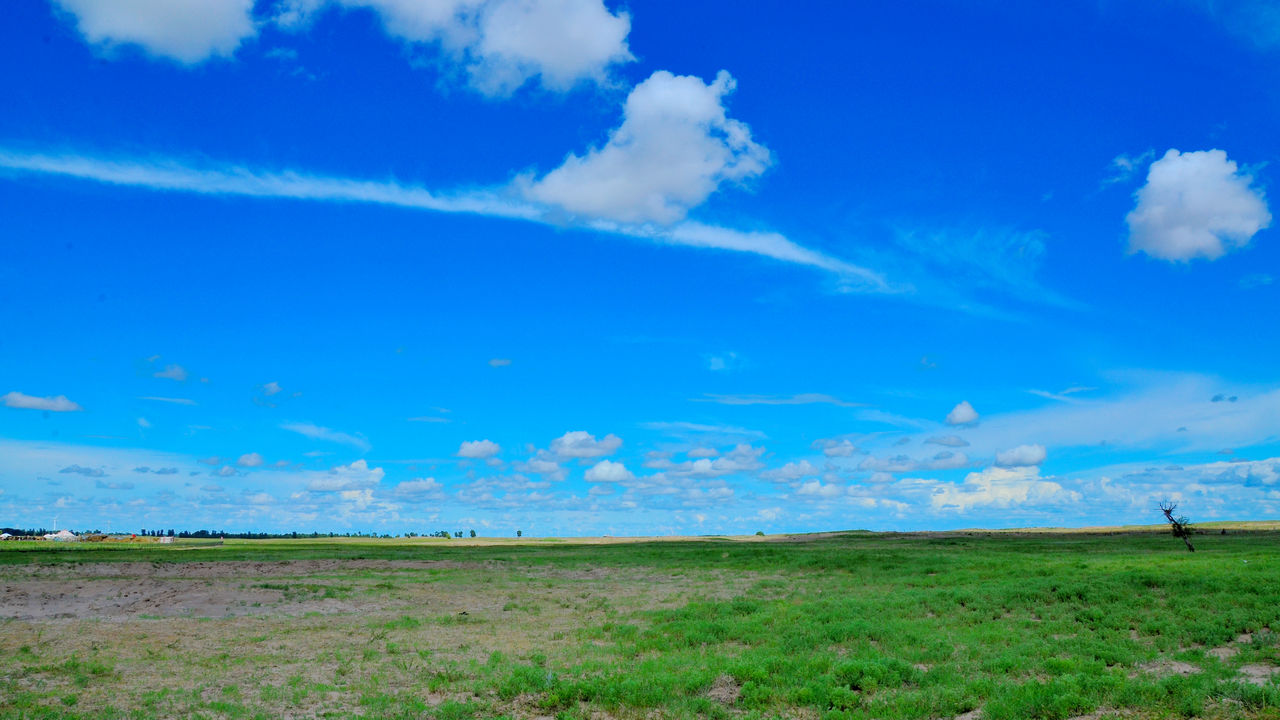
[1238,664,1279,686]
[1206,646,1238,660]
[1131,660,1200,678]
[706,674,741,705]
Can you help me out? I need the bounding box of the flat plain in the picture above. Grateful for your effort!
[2,526,1279,720]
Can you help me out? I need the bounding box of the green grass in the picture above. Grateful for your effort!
[1,530,1279,719]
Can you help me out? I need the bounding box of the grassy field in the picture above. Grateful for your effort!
[2,527,1279,720]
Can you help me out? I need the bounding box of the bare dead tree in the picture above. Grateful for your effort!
[1159,500,1195,552]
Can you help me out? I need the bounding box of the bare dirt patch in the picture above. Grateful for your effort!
[1238,664,1279,686]
[1132,660,1201,678]
[707,674,741,705]
[0,577,354,620]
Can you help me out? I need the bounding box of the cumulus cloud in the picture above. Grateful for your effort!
[995,443,1047,467]
[929,466,1079,512]
[393,477,444,500]
[457,439,501,458]
[59,464,106,477]
[925,434,969,448]
[276,0,631,94]
[133,466,178,475]
[523,69,770,225]
[549,430,622,459]
[261,381,283,396]
[1126,149,1271,262]
[584,459,633,482]
[306,459,385,491]
[281,422,371,451]
[2,391,83,412]
[686,447,718,458]
[237,452,264,468]
[761,460,818,482]
[94,479,134,490]
[945,401,979,426]
[657,443,765,479]
[153,363,189,381]
[860,452,969,473]
[812,438,858,457]
[488,358,512,367]
[513,451,566,481]
[549,431,622,459]
[52,0,256,64]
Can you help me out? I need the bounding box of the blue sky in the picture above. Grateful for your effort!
[2,0,1279,536]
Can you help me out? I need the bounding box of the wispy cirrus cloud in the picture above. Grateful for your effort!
[0,148,886,291]
[280,422,371,451]
[138,396,197,406]
[693,392,864,408]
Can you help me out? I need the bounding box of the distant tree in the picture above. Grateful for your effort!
[1159,500,1195,552]
[516,529,522,537]
[469,529,476,538]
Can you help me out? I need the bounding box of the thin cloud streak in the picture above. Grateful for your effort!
[0,148,887,290]
[693,393,865,408]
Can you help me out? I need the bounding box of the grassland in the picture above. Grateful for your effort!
[2,526,1279,720]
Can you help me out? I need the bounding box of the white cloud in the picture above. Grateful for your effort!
[136,417,152,429]
[795,479,844,499]
[945,401,979,426]
[706,352,739,372]
[1103,149,1155,186]
[393,477,444,500]
[761,460,817,482]
[696,393,863,408]
[138,396,197,405]
[0,148,884,289]
[488,358,512,367]
[277,0,632,95]
[1126,149,1271,261]
[640,421,766,439]
[661,443,765,479]
[2,391,82,412]
[153,363,189,381]
[306,459,385,491]
[513,451,566,481]
[550,430,621,459]
[52,0,256,64]
[261,381,282,396]
[686,447,718,458]
[237,452,264,468]
[523,70,770,225]
[924,434,969,448]
[929,466,1080,512]
[995,443,1047,467]
[584,459,633,482]
[810,438,858,457]
[60,464,106,477]
[457,439,501,458]
[860,452,970,473]
[280,422,371,451]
